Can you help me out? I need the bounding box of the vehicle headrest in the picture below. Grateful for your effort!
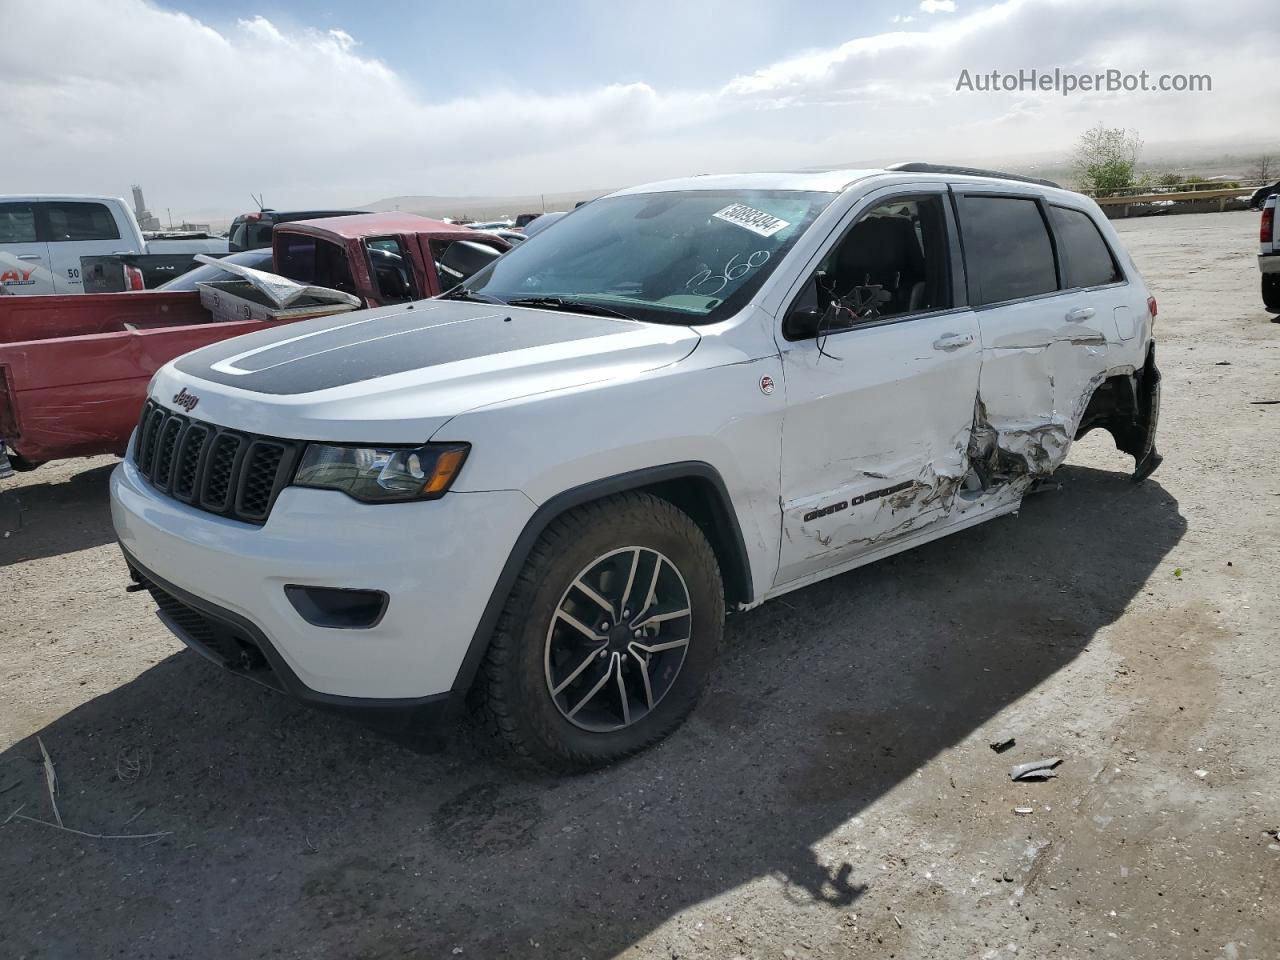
[838,216,923,280]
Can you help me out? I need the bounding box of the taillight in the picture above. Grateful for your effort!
[124,265,145,291]
[1261,205,1275,245]
[1147,295,1157,329]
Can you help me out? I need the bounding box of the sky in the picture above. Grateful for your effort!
[0,0,1273,219]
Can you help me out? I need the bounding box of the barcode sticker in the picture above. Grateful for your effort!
[712,203,791,238]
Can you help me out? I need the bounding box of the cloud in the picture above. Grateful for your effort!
[920,0,958,12]
[0,0,1267,212]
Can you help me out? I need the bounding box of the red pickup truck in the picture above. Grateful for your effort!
[0,213,507,470]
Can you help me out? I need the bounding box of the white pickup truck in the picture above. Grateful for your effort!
[112,164,1162,769]
[1260,194,1279,312]
[0,194,225,294]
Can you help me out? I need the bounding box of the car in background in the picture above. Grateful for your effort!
[155,248,274,291]
[1249,180,1280,210]
[228,209,369,252]
[1260,195,1279,313]
[521,211,567,238]
[1,214,508,469]
[0,194,226,295]
[466,220,514,231]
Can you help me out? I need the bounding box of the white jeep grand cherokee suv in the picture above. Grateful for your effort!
[111,163,1161,769]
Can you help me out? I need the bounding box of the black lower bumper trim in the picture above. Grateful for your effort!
[122,548,454,743]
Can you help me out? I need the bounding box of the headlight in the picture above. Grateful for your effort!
[292,442,470,503]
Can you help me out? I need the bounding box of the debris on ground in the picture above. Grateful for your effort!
[989,735,1016,753]
[1010,757,1062,782]
[1013,806,1034,816]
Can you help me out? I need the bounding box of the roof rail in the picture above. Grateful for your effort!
[886,162,1061,189]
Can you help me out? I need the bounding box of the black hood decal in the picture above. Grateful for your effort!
[174,301,638,395]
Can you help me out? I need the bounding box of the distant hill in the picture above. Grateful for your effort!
[361,187,617,222]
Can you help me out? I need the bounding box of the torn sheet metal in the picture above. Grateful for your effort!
[192,254,361,309]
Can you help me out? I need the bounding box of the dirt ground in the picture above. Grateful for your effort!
[1,210,1277,960]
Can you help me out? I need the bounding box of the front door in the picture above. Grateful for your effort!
[774,187,981,587]
[40,200,128,294]
[0,201,55,295]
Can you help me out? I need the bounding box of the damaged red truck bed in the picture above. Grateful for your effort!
[0,215,507,469]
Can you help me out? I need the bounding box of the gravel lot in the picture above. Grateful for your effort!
[2,211,1277,960]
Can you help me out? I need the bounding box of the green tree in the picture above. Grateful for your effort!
[1073,125,1143,197]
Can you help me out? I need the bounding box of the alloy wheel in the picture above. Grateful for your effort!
[543,546,692,732]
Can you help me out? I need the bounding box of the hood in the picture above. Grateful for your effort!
[153,298,700,443]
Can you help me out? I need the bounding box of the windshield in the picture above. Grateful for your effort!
[457,189,834,325]
[156,249,274,291]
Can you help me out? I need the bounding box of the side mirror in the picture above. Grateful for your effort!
[785,299,841,340]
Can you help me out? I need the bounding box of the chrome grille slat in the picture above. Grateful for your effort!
[128,401,298,525]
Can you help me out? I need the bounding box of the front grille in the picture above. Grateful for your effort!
[131,399,300,525]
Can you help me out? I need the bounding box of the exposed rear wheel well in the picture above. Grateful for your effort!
[1074,347,1159,466]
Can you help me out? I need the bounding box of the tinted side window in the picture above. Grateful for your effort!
[959,196,1058,305]
[249,222,275,248]
[785,194,953,338]
[41,202,121,242]
[365,236,416,302]
[277,234,355,295]
[1050,205,1122,288]
[0,203,37,244]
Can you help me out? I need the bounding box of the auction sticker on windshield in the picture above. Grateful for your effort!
[712,203,792,238]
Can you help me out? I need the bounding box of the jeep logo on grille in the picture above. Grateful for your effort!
[172,388,200,413]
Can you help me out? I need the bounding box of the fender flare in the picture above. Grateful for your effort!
[448,461,753,701]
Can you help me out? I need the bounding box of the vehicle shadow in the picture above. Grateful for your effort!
[0,460,117,567]
[0,463,1185,959]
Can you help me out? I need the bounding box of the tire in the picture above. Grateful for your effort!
[475,491,724,770]
[1263,274,1280,313]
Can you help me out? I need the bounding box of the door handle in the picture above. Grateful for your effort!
[1066,306,1096,322]
[16,254,41,261]
[932,332,974,351]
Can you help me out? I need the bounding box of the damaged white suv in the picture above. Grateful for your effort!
[111,164,1161,769]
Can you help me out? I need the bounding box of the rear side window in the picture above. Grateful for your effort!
[276,233,356,295]
[1049,205,1122,288]
[958,195,1058,305]
[365,236,417,302]
[249,222,275,248]
[41,201,121,242]
[0,203,37,243]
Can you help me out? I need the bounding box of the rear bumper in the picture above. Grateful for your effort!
[124,549,453,739]
[1260,254,1280,274]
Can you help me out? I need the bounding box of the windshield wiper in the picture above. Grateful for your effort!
[506,296,639,322]
[441,287,507,305]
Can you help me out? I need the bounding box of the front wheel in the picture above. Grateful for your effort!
[1263,274,1280,313]
[475,491,724,770]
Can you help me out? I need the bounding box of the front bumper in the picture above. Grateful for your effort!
[111,457,536,708]
[123,550,453,738]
